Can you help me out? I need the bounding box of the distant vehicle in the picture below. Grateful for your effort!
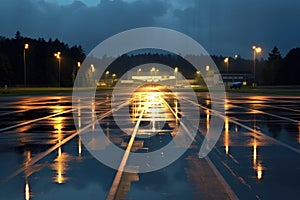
[230,82,242,89]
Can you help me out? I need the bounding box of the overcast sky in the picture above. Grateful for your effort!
[1,0,300,58]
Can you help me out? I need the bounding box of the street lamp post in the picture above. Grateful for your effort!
[252,46,262,85]
[24,44,29,87]
[137,68,141,76]
[112,73,116,85]
[76,62,81,84]
[77,62,81,70]
[206,65,210,72]
[196,70,200,84]
[174,67,178,86]
[105,70,109,85]
[90,64,96,86]
[54,52,61,87]
[224,57,229,73]
[91,64,95,73]
[151,67,155,82]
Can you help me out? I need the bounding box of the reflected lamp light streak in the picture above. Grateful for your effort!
[206,109,210,131]
[78,137,82,157]
[253,137,257,165]
[25,182,30,200]
[53,116,64,142]
[53,146,68,184]
[257,164,263,180]
[224,116,229,154]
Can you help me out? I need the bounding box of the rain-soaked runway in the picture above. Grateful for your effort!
[0,91,299,200]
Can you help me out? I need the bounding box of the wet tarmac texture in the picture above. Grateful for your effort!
[0,92,299,199]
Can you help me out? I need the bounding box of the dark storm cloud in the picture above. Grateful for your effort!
[0,0,299,57]
[0,0,169,52]
[172,0,300,57]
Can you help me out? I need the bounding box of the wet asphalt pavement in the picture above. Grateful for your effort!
[0,92,299,200]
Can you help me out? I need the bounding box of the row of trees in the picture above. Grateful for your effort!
[85,47,300,86]
[0,31,85,87]
[262,46,300,85]
[0,31,299,86]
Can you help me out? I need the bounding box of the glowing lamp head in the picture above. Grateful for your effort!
[206,65,210,71]
[252,46,262,53]
[255,47,262,53]
[54,52,61,59]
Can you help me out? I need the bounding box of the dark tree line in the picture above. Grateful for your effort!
[0,31,85,87]
[262,46,300,85]
[105,52,265,81]
[1,31,299,86]
[106,52,196,79]
[75,49,300,86]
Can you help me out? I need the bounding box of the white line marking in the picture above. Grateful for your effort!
[183,98,300,154]
[106,98,148,200]
[1,101,126,184]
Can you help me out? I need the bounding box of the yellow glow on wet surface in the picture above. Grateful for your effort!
[130,89,171,136]
[252,137,264,180]
[52,116,65,142]
[257,164,263,180]
[53,147,69,184]
[25,182,30,200]
[224,116,229,154]
[206,109,210,131]
[78,137,82,157]
[253,138,257,164]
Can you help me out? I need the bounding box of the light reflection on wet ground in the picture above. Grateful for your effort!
[0,92,299,199]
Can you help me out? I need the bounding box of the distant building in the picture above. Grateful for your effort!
[221,72,253,86]
[119,70,182,86]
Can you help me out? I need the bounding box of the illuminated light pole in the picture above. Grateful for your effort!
[137,68,141,75]
[24,43,29,87]
[151,67,155,82]
[174,67,178,86]
[54,52,61,87]
[74,62,81,84]
[105,70,109,85]
[224,57,229,73]
[196,70,200,85]
[91,64,95,72]
[252,46,262,85]
[76,62,81,76]
[89,64,96,86]
[112,73,116,84]
[206,65,210,72]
